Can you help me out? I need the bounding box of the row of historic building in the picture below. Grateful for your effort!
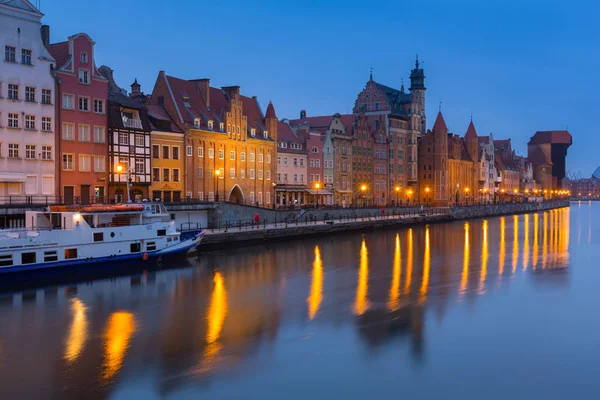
[0,1,572,206]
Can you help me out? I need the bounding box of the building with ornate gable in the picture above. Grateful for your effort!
[275,120,307,206]
[149,72,277,206]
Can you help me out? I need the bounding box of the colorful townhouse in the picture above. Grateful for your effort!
[0,1,55,201]
[275,120,308,206]
[49,32,108,203]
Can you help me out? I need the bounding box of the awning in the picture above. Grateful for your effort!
[306,189,333,195]
[0,173,27,183]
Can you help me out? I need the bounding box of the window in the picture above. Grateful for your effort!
[229,168,235,178]
[94,126,105,143]
[79,154,91,171]
[163,168,170,182]
[230,150,235,160]
[283,157,288,166]
[197,167,203,178]
[78,69,89,84]
[266,192,271,204]
[267,154,271,163]
[173,147,180,160]
[93,232,104,243]
[78,124,90,141]
[63,154,74,170]
[22,252,36,265]
[135,134,144,147]
[157,229,167,237]
[266,171,271,180]
[218,149,224,159]
[146,241,156,251]
[240,152,246,161]
[130,243,141,253]
[227,124,231,133]
[198,147,204,157]
[264,130,268,138]
[153,168,160,181]
[300,159,304,166]
[25,115,35,130]
[312,146,318,153]
[162,145,170,159]
[21,49,32,65]
[118,133,128,145]
[258,153,264,163]
[316,160,320,168]
[240,169,245,178]
[151,144,159,159]
[62,93,74,109]
[277,157,281,165]
[135,158,144,174]
[194,118,201,129]
[0,254,13,267]
[93,99,104,114]
[208,120,213,130]
[80,52,88,63]
[172,169,180,182]
[41,146,52,160]
[8,84,18,100]
[250,169,255,179]
[78,96,89,111]
[208,148,214,158]
[42,89,52,105]
[186,146,192,156]
[5,46,16,62]
[293,158,298,166]
[258,170,263,180]
[25,145,36,160]
[94,155,105,172]
[250,192,255,203]
[44,251,58,263]
[250,153,255,162]
[25,86,35,102]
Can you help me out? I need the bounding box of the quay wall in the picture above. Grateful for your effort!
[200,200,569,250]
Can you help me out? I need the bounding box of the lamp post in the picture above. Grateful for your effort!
[215,168,221,202]
[464,187,470,206]
[361,184,367,207]
[425,186,430,206]
[116,164,132,203]
[395,186,400,206]
[315,182,321,207]
[407,189,413,205]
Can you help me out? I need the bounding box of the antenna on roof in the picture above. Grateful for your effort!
[470,111,473,122]
[369,66,373,81]
[439,101,442,112]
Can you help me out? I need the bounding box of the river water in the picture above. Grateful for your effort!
[0,203,599,399]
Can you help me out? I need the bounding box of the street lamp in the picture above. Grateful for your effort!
[116,163,132,203]
[315,182,321,207]
[407,189,413,205]
[425,186,430,205]
[361,184,367,207]
[395,186,400,206]
[215,168,221,202]
[464,187,469,205]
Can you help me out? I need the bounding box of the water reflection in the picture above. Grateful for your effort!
[64,298,87,364]
[354,239,369,315]
[308,246,323,319]
[0,206,578,398]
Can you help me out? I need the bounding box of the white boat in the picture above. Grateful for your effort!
[0,203,205,274]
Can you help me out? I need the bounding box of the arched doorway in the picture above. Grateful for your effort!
[454,189,460,205]
[228,185,244,204]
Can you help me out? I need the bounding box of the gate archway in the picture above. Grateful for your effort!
[228,185,245,204]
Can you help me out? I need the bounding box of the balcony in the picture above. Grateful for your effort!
[122,116,143,129]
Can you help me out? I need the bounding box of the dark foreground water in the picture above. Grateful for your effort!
[1,203,599,399]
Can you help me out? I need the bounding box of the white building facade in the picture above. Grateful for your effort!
[0,0,56,201]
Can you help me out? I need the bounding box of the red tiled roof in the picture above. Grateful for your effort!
[289,115,333,128]
[265,102,276,119]
[528,130,572,145]
[448,135,472,161]
[339,114,355,134]
[49,41,69,69]
[527,147,552,165]
[478,136,490,144]
[494,139,510,149]
[432,112,448,132]
[146,104,183,133]
[465,121,477,139]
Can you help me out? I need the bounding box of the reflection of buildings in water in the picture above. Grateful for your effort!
[64,298,88,364]
[523,214,530,270]
[404,229,413,295]
[419,226,431,304]
[479,220,488,295]
[533,213,539,268]
[512,215,519,274]
[387,234,402,311]
[543,211,549,268]
[499,217,506,277]
[354,239,369,315]
[203,272,228,363]
[460,222,469,296]
[101,311,136,383]
[308,246,323,320]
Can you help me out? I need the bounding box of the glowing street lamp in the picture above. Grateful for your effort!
[215,168,221,202]
[115,163,132,203]
[395,186,401,206]
[360,184,367,207]
[315,182,321,207]
[425,186,430,205]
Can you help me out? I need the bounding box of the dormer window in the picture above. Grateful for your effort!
[264,130,268,139]
[208,120,213,130]
[80,52,88,63]
[194,118,201,129]
[183,96,190,107]
[250,128,256,137]
[219,122,224,132]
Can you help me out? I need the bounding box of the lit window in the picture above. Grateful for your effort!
[198,147,204,157]
[194,118,201,129]
[218,149,224,159]
[208,120,213,130]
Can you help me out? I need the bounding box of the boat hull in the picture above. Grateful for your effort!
[0,229,205,275]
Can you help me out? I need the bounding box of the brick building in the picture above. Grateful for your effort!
[352,110,373,205]
[527,130,572,190]
[49,32,108,203]
[150,72,277,206]
[275,120,307,206]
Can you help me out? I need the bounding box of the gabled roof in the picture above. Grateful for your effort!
[527,147,553,166]
[494,139,510,149]
[289,115,333,129]
[465,121,477,139]
[447,135,472,162]
[48,41,69,69]
[0,0,42,15]
[146,104,183,133]
[432,112,448,132]
[478,136,490,145]
[528,130,572,145]
[265,102,276,119]
[373,81,412,118]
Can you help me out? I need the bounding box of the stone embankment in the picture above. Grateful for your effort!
[199,200,569,251]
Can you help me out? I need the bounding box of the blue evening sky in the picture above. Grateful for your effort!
[40,0,599,175]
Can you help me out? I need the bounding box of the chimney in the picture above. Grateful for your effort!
[41,25,50,52]
[300,110,306,119]
[192,78,210,107]
[222,85,240,99]
[130,78,141,99]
